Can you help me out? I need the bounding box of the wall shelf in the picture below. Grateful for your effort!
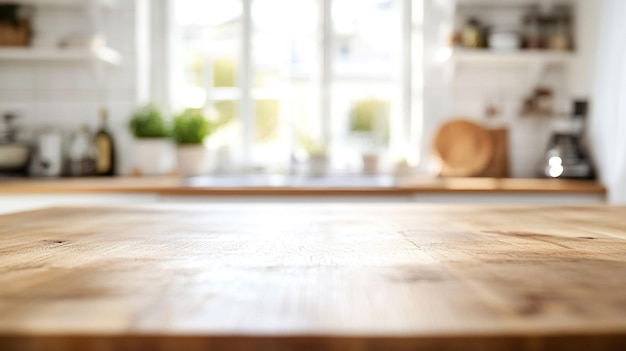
[0,47,122,65]
[454,0,576,6]
[449,49,575,65]
[444,49,575,96]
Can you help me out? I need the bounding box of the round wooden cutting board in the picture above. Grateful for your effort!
[433,119,494,177]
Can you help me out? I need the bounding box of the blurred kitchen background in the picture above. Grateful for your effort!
[0,0,624,203]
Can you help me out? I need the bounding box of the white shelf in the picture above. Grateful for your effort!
[0,0,116,9]
[444,49,576,93]
[454,0,575,6]
[450,49,575,66]
[0,47,122,65]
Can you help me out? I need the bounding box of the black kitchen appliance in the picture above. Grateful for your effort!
[543,100,594,179]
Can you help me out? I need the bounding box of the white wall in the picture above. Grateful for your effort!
[590,0,626,204]
[0,0,139,175]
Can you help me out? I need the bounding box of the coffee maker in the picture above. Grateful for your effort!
[543,100,594,179]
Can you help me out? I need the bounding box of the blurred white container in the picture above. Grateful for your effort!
[362,154,379,175]
[489,31,521,51]
[37,128,63,177]
[134,138,174,176]
[176,145,209,177]
[308,155,328,177]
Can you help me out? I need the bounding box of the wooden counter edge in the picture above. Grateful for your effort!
[1,332,624,351]
[0,178,607,196]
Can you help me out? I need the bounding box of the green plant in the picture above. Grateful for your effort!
[255,99,279,142]
[173,109,213,145]
[349,99,389,133]
[297,134,327,157]
[213,58,237,87]
[128,105,170,138]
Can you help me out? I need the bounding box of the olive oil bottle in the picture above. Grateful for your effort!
[95,108,116,176]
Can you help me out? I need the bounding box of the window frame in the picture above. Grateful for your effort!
[154,0,423,174]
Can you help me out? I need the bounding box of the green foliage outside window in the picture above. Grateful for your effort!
[349,99,389,133]
[255,100,279,142]
[213,58,237,87]
[214,100,236,125]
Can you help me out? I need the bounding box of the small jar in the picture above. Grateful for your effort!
[523,7,542,49]
[461,18,482,49]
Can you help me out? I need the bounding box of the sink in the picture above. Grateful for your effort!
[184,175,396,188]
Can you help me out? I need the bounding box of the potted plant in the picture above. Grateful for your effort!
[128,105,173,176]
[172,109,213,177]
[348,99,389,175]
[299,135,328,177]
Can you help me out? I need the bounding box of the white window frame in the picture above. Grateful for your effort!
[148,0,424,173]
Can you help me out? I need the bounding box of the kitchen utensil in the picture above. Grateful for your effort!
[37,128,63,177]
[433,119,494,177]
[0,112,30,174]
[0,143,30,170]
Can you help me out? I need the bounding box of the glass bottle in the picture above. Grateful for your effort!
[95,108,116,176]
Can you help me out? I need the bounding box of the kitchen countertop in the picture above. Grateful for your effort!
[0,204,625,351]
[0,176,607,196]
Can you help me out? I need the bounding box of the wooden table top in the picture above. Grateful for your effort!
[0,176,607,196]
[1,204,625,351]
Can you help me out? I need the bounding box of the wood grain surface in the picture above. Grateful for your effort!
[1,204,625,351]
[480,127,510,178]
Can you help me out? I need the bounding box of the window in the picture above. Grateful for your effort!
[169,0,422,174]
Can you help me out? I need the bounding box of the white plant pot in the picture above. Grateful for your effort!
[362,154,379,175]
[134,138,174,176]
[177,145,209,177]
[309,155,328,177]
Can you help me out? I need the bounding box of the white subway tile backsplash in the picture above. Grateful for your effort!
[0,90,37,102]
[117,0,136,12]
[105,59,137,90]
[0,66,36,90]
[34,89,98,102]
[34,65,99,90]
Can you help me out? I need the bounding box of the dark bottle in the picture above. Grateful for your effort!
[95,108,116,176]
